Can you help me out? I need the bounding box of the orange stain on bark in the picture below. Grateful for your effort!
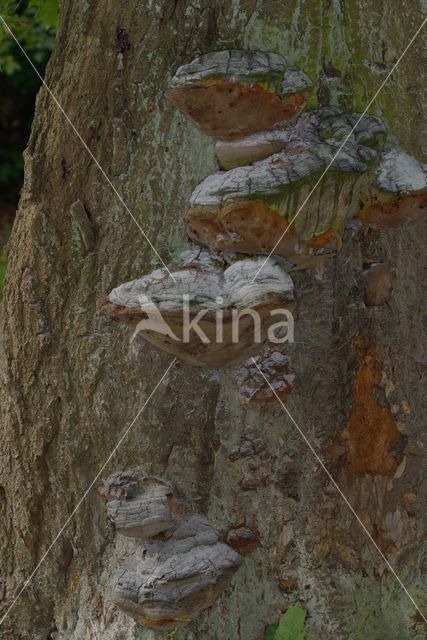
[307,228,342,251]
[344,338,400,476]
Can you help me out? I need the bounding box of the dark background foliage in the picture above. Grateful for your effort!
[0,0,57,294]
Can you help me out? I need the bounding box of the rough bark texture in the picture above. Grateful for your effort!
[0,1,426,640]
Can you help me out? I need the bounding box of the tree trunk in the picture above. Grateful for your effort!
[1,1,426,639]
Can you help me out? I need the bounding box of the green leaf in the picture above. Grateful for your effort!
[28,0,59,28]
[265,624,279,640]
[275,604,307,640]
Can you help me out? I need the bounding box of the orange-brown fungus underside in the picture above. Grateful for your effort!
[345,338,400,476]
[359,190,427,229]
[165,79,307,140]
[187,200,341,266]
[307,228,342,251]
[139,615,186,627]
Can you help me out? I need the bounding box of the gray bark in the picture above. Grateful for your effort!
[0,1,426,640]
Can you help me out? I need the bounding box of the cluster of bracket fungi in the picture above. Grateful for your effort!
[99,469,244,629]
[98,50,427,627]
[99,49,427,369]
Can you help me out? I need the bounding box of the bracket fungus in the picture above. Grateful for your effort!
[359,148,427,228]
[99,469,181,538]
[187,107,387,267]
[100,470,243,629]
[98,252,295,367]
[166,49,312,139]
[215,128,291,170]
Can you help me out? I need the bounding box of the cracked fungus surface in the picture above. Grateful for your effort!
[100,469,242,630]
[98,253,295,367]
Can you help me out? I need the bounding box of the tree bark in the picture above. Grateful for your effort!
[1,1,426,639]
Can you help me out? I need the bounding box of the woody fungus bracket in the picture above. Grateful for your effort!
[98,251,295,367]
[99,469,243,629]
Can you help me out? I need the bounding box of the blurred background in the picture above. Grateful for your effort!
[0,0,58,297]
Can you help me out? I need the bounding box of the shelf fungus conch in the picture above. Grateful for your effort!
[99,469,243,630]
[98,469,181,538]
[165,49,312,139]
[215,128,291,170]
[187,107,387,267]
[98,252,295,367]
[359,148,427,228]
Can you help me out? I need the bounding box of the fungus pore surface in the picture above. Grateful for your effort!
[165,49,312,140]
